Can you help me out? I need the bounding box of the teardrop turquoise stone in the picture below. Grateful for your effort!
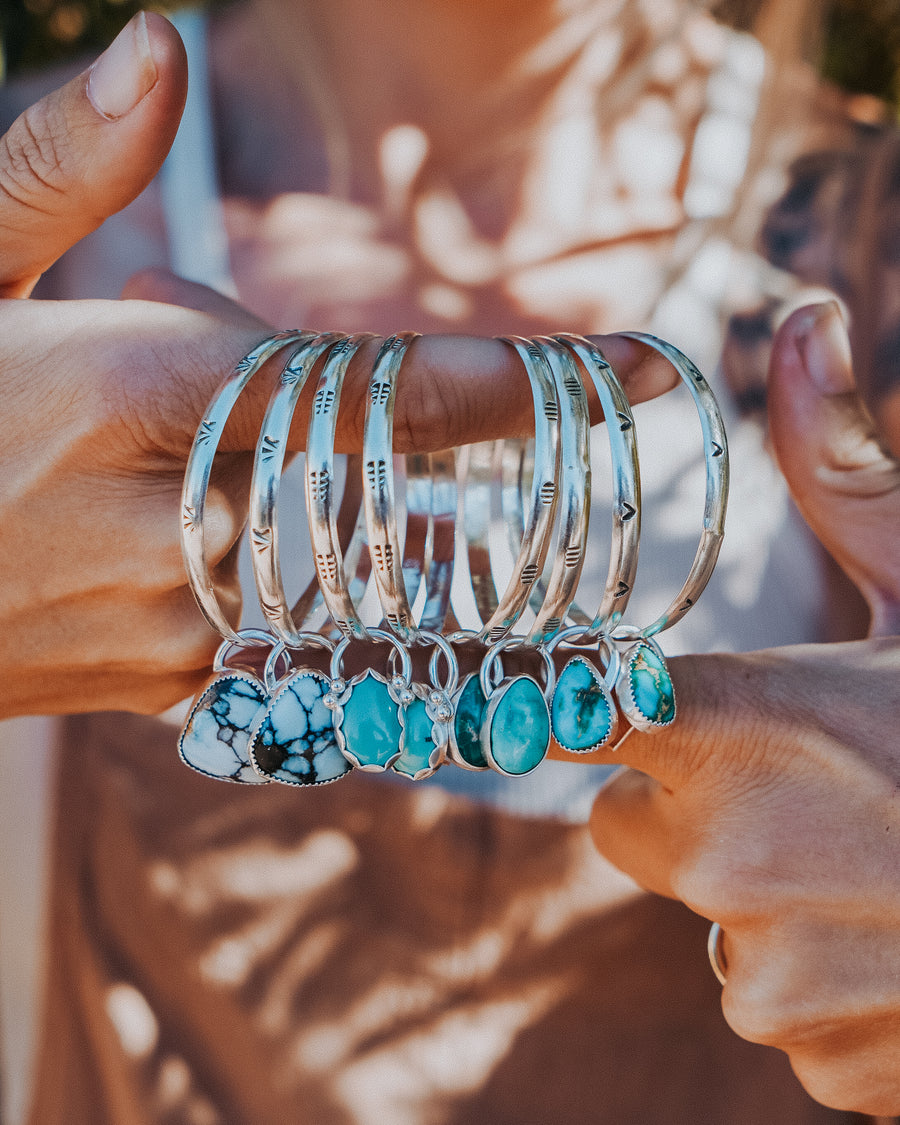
[452,674,488,769]
[551,657,613,751]
[393,697,440,779]
[485,677,549,776]
[340,671,403,768]
[628,644,675,725]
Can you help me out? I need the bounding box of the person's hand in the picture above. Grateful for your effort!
[0,13,677,718]
[577,303,900,1115]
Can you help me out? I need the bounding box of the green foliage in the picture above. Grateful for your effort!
[820,0,900,108]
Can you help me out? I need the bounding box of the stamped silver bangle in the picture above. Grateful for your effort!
[523,336,592,644]
[362,332,423,643]
[610,333,729,736]
[249,332,344,646]
[304,333,378,640]
[181,330,308,643]
[468,338,560,643]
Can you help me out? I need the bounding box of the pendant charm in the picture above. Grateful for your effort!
[392,631,457,781]
[329,668,406,771]
[481,674,550,777]
[550,645,618,753]
[248,667,351,785]
[615,638,676,731]
[447,672,489,771]
[179,671,271,784]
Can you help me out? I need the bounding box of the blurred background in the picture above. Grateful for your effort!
[2,0,899,117]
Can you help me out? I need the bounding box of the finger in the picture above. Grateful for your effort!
[0,12,187,296]
[768,302,900,636]
[588,767,680,897]
[209,331,680,455]
[121,267,269,330]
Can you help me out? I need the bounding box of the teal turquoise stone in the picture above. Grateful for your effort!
[340,671,403,769]
[551,657,613,752]
[452,674,488,769]
[250,671,350,785]
[628,644,675,725]
[393,697,440,780]
[484,676,550,776]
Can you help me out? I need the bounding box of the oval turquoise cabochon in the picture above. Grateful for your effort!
[484,676,550,776]
[551,656,613,752]
[339,670,403,769]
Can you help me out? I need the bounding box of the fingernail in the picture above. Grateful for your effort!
[796,300,855,396]
[87,12,157,120]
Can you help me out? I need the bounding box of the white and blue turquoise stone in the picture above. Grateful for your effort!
[392,697,442,780]
[622,642,675,727]
[179,673,270,784]
[249,670,350,785]
[551,656,614,752]
[451,673,488,770]
[482,676,550,777]
[338,671,403,770]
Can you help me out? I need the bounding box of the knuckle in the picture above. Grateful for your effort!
[0,99,75,207]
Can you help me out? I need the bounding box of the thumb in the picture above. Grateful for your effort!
[768,302,900,637]
[0,11,187,297]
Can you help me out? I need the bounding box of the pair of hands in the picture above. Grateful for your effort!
[1,13,898,1114]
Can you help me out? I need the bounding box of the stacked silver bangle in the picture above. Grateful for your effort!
[178,328,728,786]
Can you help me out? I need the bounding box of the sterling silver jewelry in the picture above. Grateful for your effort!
[247,632,350,786]
[609,334,729,735]
[546,626,621,753]
[178,628,279,784]
[362,333,423,643]
[325,627,413,771]
[304,333,378,639]
[477,636,555,777]
[708,922,728,985]
[249,332,345,645]
[391,629,459,780]
[181,330,307,643]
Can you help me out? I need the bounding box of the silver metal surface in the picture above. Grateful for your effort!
[555,333,641,635]
[362,332,421,643]
[249,333,344,646]
[526,337,592,644]
[181,330,307,643]
[708,922,728,985]
[619,332,729,638]
[304,334,377,639]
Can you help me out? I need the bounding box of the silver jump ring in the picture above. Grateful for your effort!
[708,922,728,985]
[619,332,729,639]
[249,332,345,645]
[181,330,308,643]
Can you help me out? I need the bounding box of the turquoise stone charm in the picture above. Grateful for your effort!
[179,672,270,784]
[248,669,350,786]
[448,673,489,770]
[333,670,404,771]
[392,693,445,781]
[617,641,676,731]
[481,675,550,777]
[551,656,616,753]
